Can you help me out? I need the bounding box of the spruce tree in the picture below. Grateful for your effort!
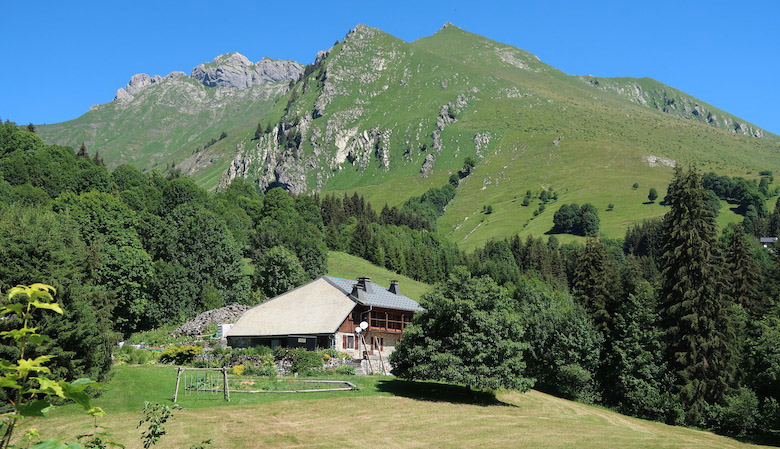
[725,225,762,314]
[77,143,89,159]
[573,238,621,334]
[659,165,736,424]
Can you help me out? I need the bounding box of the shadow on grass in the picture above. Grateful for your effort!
[376,379,514,407]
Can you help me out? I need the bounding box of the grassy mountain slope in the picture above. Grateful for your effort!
[39,24,780,248]
[38,76,287,188]
[234,23,778,249]
[41,365,767,448]
[327,251,431,300]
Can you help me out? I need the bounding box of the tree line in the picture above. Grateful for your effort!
[394,166,780,439]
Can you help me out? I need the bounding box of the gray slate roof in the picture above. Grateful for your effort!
[323,276,424,312]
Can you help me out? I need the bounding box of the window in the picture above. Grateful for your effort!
[342,334,356,349]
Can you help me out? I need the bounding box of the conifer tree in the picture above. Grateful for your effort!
[725,225,762,314]
[77,142,89,159]
[573,238,621,334]
[659,165,736,424]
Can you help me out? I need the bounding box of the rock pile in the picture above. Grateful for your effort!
[170,303,250,337]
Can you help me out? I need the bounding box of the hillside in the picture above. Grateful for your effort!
[39,365,767,449]
[327,251,431,300]
[38,24,780,247]
[38,54,301,188]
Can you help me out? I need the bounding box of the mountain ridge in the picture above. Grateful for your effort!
[37,23,780,248]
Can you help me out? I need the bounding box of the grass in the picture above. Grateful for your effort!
[38,23,780,244]
[32,365,770,449]
[326,251,432,300]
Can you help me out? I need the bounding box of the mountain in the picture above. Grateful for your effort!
[38,54,302,187]
[38,23,780,249]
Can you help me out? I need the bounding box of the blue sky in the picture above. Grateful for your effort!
[2,0,778,134]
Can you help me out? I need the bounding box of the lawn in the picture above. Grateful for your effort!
[31,365,770,449]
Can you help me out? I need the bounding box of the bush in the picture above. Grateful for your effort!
[244,355,277,376]
[232,364,245,376]
[706,388,760,436]
[160,345,203,365]
[115,345,160,365]
[288,349,324,374]
[325,364,356,376]
[557,364,598,403]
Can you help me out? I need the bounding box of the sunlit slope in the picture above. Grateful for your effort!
[38,77,286,188]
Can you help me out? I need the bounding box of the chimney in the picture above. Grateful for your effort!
[357,277,374,294]
[351,284,365,301]
[389,280,400,295]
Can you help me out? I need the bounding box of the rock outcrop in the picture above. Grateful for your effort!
[170,303,250,337]
[113,53,302,102]
[191,53,303,88]
[114,72,186,101]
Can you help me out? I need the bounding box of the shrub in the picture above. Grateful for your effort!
[325,364,356,376]
[706,388,760,436]
[232,364,245,376]
[288,349,324,374]
[557,364,598,403]
[160,345,203,365]
[606,203,614,211]
[244,355,277,376]
[115,345,160,365]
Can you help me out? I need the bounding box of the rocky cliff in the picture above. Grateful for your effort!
[114,52,302,101]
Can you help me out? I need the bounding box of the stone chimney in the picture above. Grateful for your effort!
[389,280,400,295]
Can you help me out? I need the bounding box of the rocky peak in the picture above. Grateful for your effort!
[113,71,188,101]
[191,52,303,89]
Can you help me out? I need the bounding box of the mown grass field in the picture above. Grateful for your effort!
[326,251,432,300]
[34,365,769,449]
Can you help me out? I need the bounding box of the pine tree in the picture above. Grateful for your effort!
[77,143,89,159]
[573,238,621,334]
[92,150,105,167]
[659,165,736,424]
[725,225,762,314]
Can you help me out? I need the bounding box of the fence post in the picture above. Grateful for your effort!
[222,367,230,402]
[173,367,183,403]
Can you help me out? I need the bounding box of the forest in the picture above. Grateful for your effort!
[0,120,778,440]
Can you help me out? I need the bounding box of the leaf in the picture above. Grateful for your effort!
[30,301,63,315]
[86,407,106,417]
[29,283,56,296]
[71,378,100,388]
[0,303,25,316]
[7,286,30,300]
[0,375,21,389]
[17,399,52,417]
[34,376,65,397]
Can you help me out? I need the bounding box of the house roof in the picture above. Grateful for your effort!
[225,278,356,338]
[225,277,424,339]
[323,276,424,312]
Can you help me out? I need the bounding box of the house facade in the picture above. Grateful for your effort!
[225,276,422,361]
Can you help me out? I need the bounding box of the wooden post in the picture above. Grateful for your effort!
[360,333,374,375]
[173,367,183,403]
[376,338,386,375]
[222,367,230,402]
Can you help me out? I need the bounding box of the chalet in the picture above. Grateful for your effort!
[225,276,423,360]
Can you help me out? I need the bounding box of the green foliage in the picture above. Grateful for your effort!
[253,246,309,298]
[287,349,325,375]
[573,239,621,334]
[659,166,736,424]
[648,187,658,203]
[513,276,603,401]
[137,402,180,449]
[399,184,456,228]
[552,203,599,236]
[391,267,533,391]
[159,346,203,365]
[0,284,100,449]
